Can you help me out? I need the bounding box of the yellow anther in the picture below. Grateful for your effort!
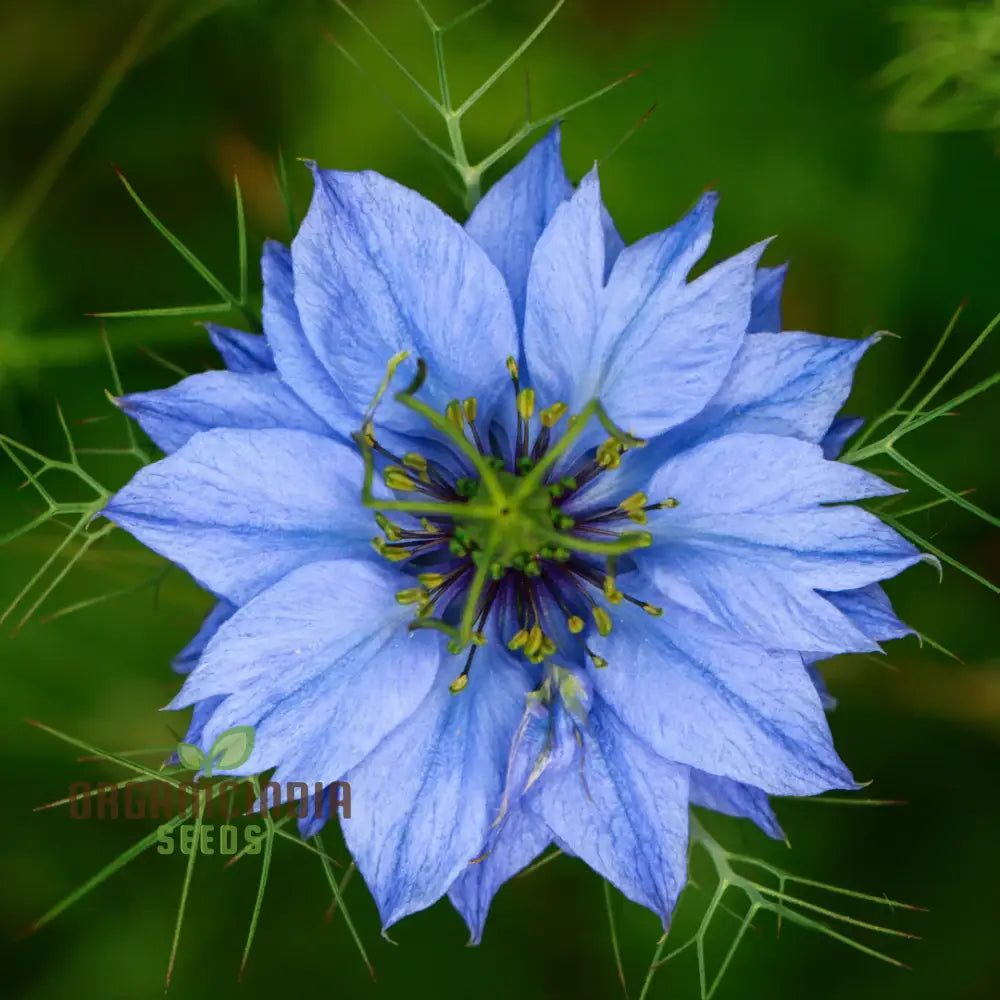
[539,402,568,428]
[597,439,623,470]
[418,572,447,589]
[627,510,649,525]
[516,387,536,421]
[593,607,613,637]
[590,653,609,669]
[374,512,402,541]
[360,420,377,447]
[463,397,478,422]
[395,587,428,606]
[384,466,418,492]
[506,356,520,382]
[372,538,411,562]
[449,673,470,694]
[658,497,680,509]
[507,629,530,651]
[525,625,544,659]
[642,603,663,617]
[539,636,557,658]
[402,452,430,483]
[624,531,653,548]
[567,615,585,634]
[620,492,648,513]
[446,399,464,428]
[471,631,487,646]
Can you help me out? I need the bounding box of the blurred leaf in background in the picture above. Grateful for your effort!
[880,0,1000,136]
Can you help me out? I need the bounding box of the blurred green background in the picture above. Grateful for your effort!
[2,0,999,997]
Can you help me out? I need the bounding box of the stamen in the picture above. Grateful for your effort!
[464,397,485,454]
[395,587,428,605]
[585,646,608,669]
[372,537,413,562]
[508,629,529,651]
[375,512,403,541]
[446,399,465,430]
[402,453,430,484]
[516,388,536,421]
[383,466,419,492]
[539,402,568,428]
[592,606,613,636]
[358,357,659,664]
[596,438,623,470]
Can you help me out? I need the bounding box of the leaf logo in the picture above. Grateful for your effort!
[176,726,255,779]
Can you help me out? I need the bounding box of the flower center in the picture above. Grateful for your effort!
[354,355,676,691]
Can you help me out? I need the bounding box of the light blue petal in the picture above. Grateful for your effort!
[260,240,357,438]
[341,647,532,930]
[103,428,373,605]
[600,191,719,336]
[172,600,235,674]
[296,783,356,838]
[525,173,759,437]
[662,333,875,452]
[532,693,690,926]
[822,415,865,459]
[821,583,914,642]
[169,559,440,787]
[447,674,557,942]
[465,125,572,327]
[292,167,518,432]
[652,428,896,511]
[298,784,335,839]
[522,169,606,407]
[642,433,921,650]
[806,664,837,710]
[446,803,552,944]
[117,370,329,455]
[646,546,879,653]
[748,264,787,333]
[206,325,275,373]
[525,178,716,409]
[590,599,855,795]
[601,203,626,279]
[167,601,234,764]
[689,771,783,840]
[598,236,766,438]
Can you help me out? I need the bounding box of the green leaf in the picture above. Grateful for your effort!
[209,725,255,770]
[176,743,206,771]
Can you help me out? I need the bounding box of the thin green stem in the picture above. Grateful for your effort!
[394,392,505,500]
[333,0,441,111]
[165,792,203,990]
[454,1,565,118]
[314,835,374,977]
[888,448,1000,528]
[851,305,963,451]
[240,776,276,980]
[514,399,640,500]
[603,880,629,998]
[457,524,501,649]
[234,175,249,306]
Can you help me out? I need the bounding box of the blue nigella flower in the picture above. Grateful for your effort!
[104,127,923,941]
